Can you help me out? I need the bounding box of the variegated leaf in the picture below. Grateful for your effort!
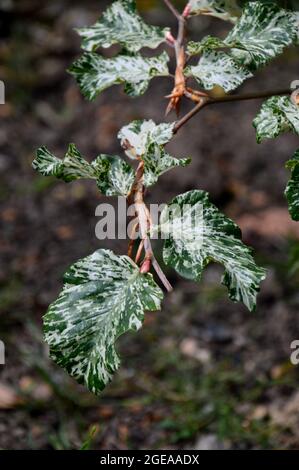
[161,190,266,311]
[253,96,299,143]
[92,155,134,197]
[285,150,299,221]
[44,249,163,395]
[143,144,191,187]
[187,0,241,23]
[185,50,252,92]
[118,119,175,159]
[69,52,169,100]
[187,36,227,56]
[118,119,189,185]
[33,145,96,182]
[77,0,169,53]
[33,146,134,197]
[226,2,298,70]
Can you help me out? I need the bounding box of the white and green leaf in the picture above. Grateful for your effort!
[187,36,228,56]
[118,119,189,184]
[253,96,299,143]
[186,0,241,23]
[226,2,298,70]
[92,154,135,197]
[185,50,252,92]
[161,190,266,311]
[285,149,299,221]
[44,249,163,395]
[143,144,191,187]
[69,52,170,100]
[33,145,96,182]
[33,146,134,197]
[77,0,169,53]
[118,119,175,159]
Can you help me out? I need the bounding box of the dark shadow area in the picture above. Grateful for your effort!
[0,0,299,450]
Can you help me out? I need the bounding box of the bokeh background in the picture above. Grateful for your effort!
[1,0,299,450]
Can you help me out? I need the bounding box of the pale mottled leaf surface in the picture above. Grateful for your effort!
[143,144,191,187]
[118,119,175,159]
[69,52,169,100]
[186,2,297,86]
[33,146,134,197]
[187,0,241,22]
[285,150,299,221]
[226,2,298,70]
[185,50,252,92]
[253,96,299,143]
[44,249,163,394]
[162,190,266,311]
[77,0,169,53]
[118,119,189,185]
[187,36,228,56]
[92,155,134,197]
[33,145,96,182]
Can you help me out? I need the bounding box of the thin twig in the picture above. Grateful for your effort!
[208,88,290,105]
[127,220,139,258]
[128,238,135,259]
[174,88,291,133]
[163,0,181,20]
[152,258,173,292]
[133,161,173,292]
[164,0,188,115]
[135,239,144,264]
[173,97,208,133]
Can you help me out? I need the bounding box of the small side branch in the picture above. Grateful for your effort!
[174,88,291,133]
[152,258,173,292]
[208,88,290,105]
[163,0,181,20]
[133,161,173,292]
[173,97,208,133]
[165,0,187,115]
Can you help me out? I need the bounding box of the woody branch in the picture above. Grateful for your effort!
[127,159,173,292]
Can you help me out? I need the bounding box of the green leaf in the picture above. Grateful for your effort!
[143,144,191,187]
[187,36,228,56]
[185,50,252,92]
[92,155,135,197]
[32,145,96,182]
[186,3,297,87]
[69,51,169,100]
[253,96,299,143]
[44,249,163,395]
[226,2,298,70]
[187,0,241,23]
[118,119,175,159]
[77,0,169,53]
[33,146,134,197]
[285,149,299,221]
[161,190,266,311]
[118,119,190,185]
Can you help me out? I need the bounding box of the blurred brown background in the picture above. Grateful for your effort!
[1,0,299,450]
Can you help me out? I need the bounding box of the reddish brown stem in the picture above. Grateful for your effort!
[174,89,291,134]
[165,0,187,115]
[163,0,181,20]
[132,161,173,292]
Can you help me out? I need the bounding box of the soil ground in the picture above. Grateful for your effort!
[1,0,299,450]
